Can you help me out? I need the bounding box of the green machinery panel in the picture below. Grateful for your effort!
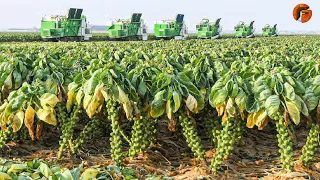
[262,24,278,37]
[234,21,255,38]
[107,13,147,40]
[154,14,186,39]
[196,18,221,39]
[40,8,92,41]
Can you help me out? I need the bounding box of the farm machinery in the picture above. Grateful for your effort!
[40,8,92,41]
[234,21,255,38]
[196,18,222,39]
[154,14,188,40]
[262,24,278,37]
[106,13,148,40]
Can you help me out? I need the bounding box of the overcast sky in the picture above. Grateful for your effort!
[0,0,318,31]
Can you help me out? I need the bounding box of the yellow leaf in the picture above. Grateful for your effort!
[66,88,76,112]
[166,100,172,120]
[13,111,24,132]
[94,84,104,103]
[36,108,57,126]
[101,89,110,101]
[24,106,35,141]
[36,109,51,121]
[7,164,26,174]
[76,89,84,105]
[123,102,133,119]
[117,86,130,104]
[86,98,100,118]
[226,98,236,117]
[0,172,12,180]
[286,101,301,125]
[40,93,59,109]
[83,94,93,110]
[216,104,225,116]
[246,113,255,128]
[80,168,99,180]
[222,111,228,122]
[253,109,268,129]
[44,111,57,126]
[0,101,8,112]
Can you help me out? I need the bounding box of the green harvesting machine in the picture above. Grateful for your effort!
[262,24,278,37]
[196,18,222,39]
[154,14,188,40]
[106,13,148,40]
[40,8,92,41]
[234,21,255,38]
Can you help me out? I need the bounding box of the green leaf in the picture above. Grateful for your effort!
[209,89,228,108]
[284,82,295,101]
[171,91,181,113]
[264,95,280,117]
[258,89,272,102]
[11,95,25,112]
[39,163,52,178]
[13,69,22,89]
[137,79,147,96]
[286,100,301,125]
[303,89,319,111]
[296,95,309,117]
[245,94,260,113]
[150,103,165,118]
[70,167,82,180]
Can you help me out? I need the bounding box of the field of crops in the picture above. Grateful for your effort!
[0,36,320,179]
[0,32,252,42]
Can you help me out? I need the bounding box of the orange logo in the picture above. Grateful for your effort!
[293,4,312,23]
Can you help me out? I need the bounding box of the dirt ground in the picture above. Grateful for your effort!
[0,119,319,180]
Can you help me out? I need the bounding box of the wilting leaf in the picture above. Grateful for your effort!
[235,90,246,111]
[123,102,133,119]
[12,111,24,132]
[117,86,130,104]
[253,109,268,129]
[226,98,236,117]
[40,93,59,109]
[66,88,76,112]
[86,98,100,118]
[166,100,172,120]
[80,168,99,180]
[286,100,300,125]
[82,94,93,110]
[185,95,198,113]
[0,172,12,180]
[24,106,35,141]
[76,89,84,105]
[36,109,57,126]
[246,113,255,128]
[216,104,225,116]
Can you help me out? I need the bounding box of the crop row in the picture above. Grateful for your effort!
[0,37,319,175]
